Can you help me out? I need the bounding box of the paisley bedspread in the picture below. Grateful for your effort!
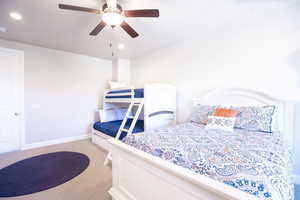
[123,122,293,200]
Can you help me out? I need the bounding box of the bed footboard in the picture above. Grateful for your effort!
[108,139,257,200]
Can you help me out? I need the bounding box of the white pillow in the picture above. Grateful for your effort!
[205,116,236,133]
[108,81,128,89]
[98,108,131,122]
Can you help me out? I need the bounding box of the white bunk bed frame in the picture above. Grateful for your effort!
[108,88,294,200]
[92,84,177,152]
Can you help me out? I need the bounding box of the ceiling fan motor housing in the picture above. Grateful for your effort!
[102,3,123,14]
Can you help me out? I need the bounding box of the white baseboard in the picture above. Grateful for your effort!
[21,134,91,150]
[295,174,300,185]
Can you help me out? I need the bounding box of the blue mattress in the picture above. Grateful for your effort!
[106,88,144,99]
[93,119,144,140]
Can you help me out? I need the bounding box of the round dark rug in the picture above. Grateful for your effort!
[0,151,90,197]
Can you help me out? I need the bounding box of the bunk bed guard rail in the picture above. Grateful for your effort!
[105,88,144,99]
[148,111,175,119]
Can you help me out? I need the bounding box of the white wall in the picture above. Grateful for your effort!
[132,35,300,122]
[130,1,300,181]
[112,58,131,82]
[112,59,118,81]
[131,0,300,121]
[0,39,112,145]
[117,59,130,82]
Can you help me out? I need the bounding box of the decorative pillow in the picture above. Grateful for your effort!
[213,108,239,118]
[206,116,236,132]
[232,106,276,133]
[190,104,216,125]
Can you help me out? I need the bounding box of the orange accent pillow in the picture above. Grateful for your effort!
[212,108,239,118]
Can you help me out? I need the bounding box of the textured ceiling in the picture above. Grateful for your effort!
[0,0,297,60]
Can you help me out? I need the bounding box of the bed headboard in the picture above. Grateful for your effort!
[193,88,294,148]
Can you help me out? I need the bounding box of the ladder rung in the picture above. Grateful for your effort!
[127,116,134,119]
[121,128,129,132]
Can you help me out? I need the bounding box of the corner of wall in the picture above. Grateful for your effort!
[111,58,131,83]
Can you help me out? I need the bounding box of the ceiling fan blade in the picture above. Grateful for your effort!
[120,21,139,38]
[59,4,101,14]
[90,21,106,36]
[124,9,159,18]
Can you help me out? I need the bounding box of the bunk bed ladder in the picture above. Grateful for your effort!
[104,99,145,166]
[117,99,144,139]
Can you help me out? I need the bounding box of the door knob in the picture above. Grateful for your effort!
[14,113,20,116]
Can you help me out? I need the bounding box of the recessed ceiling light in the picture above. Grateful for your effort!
[10,12,22,20]
[0,27,6,33]
[118,43,125,50]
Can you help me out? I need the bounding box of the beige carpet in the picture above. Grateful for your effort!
[0,139,112,200]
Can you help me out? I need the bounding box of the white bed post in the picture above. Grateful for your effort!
[144,84,176,131]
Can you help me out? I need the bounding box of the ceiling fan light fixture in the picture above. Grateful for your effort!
[102,12,123,26]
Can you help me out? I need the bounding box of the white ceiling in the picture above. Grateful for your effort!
[0,0,297,60]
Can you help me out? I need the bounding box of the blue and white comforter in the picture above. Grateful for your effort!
[123,122,293,200]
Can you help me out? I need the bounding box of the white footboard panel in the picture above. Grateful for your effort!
[109,139,258,200]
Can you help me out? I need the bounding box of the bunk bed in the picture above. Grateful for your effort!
[92,84,176,152]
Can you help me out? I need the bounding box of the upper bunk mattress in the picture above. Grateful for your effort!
[106,88,144,99]
[123,122,293,200]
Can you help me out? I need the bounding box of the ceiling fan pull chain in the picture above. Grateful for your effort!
[109,42,115,57]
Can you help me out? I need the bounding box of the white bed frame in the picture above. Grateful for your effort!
[92,84,177,152]
[108,88,294,200]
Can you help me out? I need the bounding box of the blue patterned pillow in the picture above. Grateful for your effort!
[232,106,276,133]
[190,105,216,125]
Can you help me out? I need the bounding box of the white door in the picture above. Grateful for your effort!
[0,48,23,153]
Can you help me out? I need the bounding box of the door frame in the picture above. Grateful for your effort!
[0,47,25,150]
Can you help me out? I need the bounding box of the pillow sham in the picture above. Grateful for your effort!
[232,105,276,133]
[206,116,236,132]
[190,104,216,125]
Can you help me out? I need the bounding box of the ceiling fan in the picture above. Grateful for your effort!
[58,0,159,38]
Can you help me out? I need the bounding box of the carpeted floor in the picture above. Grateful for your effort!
[0,139,112,200]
